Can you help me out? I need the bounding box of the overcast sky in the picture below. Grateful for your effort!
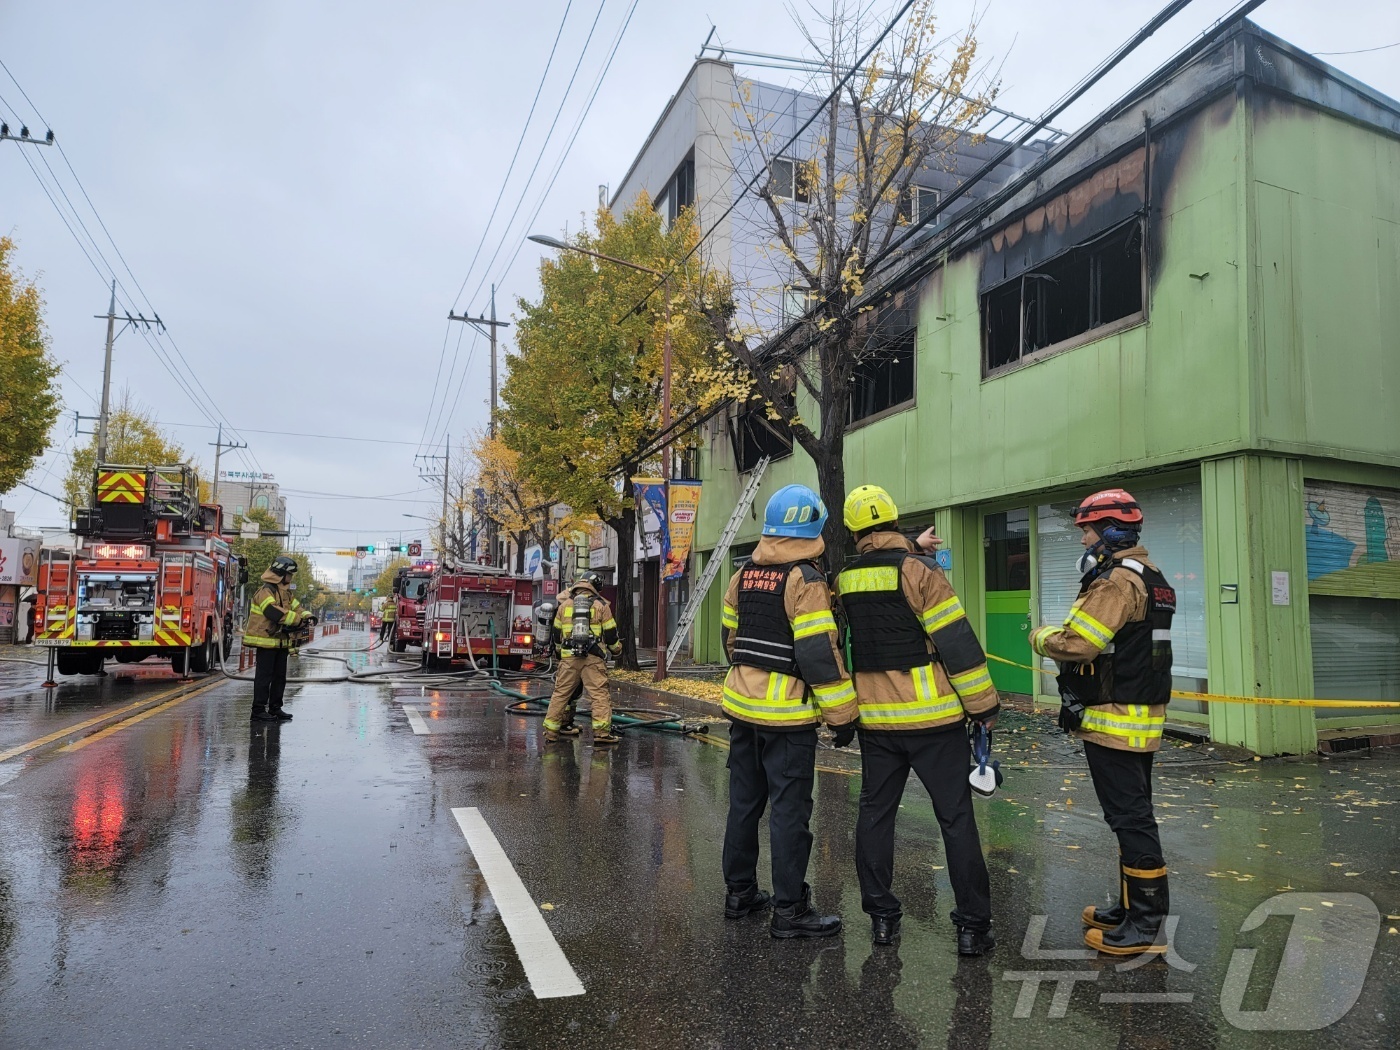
[2,0,1397,580]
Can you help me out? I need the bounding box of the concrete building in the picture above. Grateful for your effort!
[686,21,1400,755]
[611,49,1052,652]
[214,471,286,529]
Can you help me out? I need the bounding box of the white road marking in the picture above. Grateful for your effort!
[404,706,431,735]
[451,806,585,999]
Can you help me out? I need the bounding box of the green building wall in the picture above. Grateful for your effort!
[688,67,1399,754]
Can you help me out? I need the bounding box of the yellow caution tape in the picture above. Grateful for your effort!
[984,653,1400,710]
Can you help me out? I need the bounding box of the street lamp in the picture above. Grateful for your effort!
[529,232,674,681]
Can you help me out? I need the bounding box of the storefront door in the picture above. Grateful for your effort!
[983,509,1033,694]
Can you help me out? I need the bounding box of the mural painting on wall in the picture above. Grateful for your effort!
[1304,481,1400,595]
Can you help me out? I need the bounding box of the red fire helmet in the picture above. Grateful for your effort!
[1073,489,1143,527]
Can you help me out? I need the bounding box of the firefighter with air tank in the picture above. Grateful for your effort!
[544,571,623,745]
[1030,488,1177,956]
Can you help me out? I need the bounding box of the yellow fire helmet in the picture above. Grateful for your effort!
[843,484,899,532]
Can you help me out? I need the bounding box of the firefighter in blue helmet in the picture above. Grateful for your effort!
[719,484,857,938]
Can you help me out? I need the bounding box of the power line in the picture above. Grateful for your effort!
[434,0,641,447]
[454,0,612,321]
[1,56,262,473]
[1314,40,1400,55]
[420,0,593,457]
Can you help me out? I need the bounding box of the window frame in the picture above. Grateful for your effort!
[980,217,1148,380]
[727,402,795,473]
[909,185,940,226]
[767,157,809,204]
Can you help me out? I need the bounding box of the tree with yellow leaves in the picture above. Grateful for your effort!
[0,237,62,495]
[470,432,587,578]
[709,1,997,561]
[504,199,726,669]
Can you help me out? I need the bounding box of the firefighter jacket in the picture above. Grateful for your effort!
[243,570,308,649]
[1029,546,1172,753]
[835,532,1000,732]
[720,535,857,730]
[552,582,620,658]
[382,602,396,623]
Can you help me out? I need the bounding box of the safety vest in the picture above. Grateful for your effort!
[837,551,933,673]
[730,562,806,675]
[1058,559,1176,707]
[383,603,396,622]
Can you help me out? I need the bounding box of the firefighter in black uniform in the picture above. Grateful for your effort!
[835,485,999,954]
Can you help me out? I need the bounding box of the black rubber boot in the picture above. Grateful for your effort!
[1083,852,1127,930]
[871,914,901,946]
[1085,863,1169,956]
[956,927,996,956]
[724,887,772,920]
[770,884,841,940]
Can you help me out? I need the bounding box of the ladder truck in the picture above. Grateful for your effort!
[34,464,245,677]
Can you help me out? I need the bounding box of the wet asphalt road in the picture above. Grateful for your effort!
[0,635,1397,1049]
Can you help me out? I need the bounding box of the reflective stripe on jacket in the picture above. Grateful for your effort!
[1029,546,1167,753]
[552,583,620,653]
[720,535,856,730]
[834,532,999,732]
[243,571,304,649]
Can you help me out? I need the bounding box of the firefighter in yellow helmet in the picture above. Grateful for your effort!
[544,572,623,745]
[835,485,999,955]
[1029,488,1176,956]
[242,554,314,722]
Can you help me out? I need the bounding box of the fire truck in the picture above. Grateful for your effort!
[422,563,536,671]
[389,562,435,653]
[35,464,244,677]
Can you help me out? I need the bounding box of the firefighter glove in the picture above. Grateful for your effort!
[830,722,857,748]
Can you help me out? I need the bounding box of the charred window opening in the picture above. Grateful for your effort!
[982,220,1144,374]
[849,302,916,425]
[728,402,794,473]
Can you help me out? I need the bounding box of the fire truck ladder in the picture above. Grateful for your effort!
[665,456,770,667]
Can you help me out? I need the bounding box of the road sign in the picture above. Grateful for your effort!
[240,521,260,539]
[355,550,366,560]
[408,541,422,557]
[335,549,357,556]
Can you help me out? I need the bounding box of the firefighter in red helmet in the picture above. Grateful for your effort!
[1029,489,1176,956]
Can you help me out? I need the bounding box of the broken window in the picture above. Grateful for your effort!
[981,219,1145,374]
[728,403,794,473]
[848,302,916,425]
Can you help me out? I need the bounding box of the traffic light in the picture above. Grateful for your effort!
[393,544,409,554]
[356,544,377,554]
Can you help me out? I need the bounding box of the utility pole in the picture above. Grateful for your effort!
[442,435,451,560]
[208,422,248,507]
[447,287,510,438]
[97,282,116,463]
[447,291,510,564]
[93,282,164,464]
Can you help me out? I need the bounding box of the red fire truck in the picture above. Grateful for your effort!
[35,464,244,677]
[389,562,435,653]
[421,564,536,670]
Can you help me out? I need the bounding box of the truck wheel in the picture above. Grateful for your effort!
[189,628,212,673]
[496,655,523,672]
[56,650,82,676]
[171,648,191,675]
[222,616,233,660]
[391,638,406,654]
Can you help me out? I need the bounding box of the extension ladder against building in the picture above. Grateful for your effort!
[665,456,771,666]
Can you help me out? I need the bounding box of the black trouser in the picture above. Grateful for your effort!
[252,647,289,714]
[855,728,992,931]
[722,721,817,908]
[1083,740,1162,868]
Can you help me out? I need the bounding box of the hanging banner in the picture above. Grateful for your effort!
[632,477,670,567]
[664,481,703,580]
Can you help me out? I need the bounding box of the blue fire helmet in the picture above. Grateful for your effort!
[762,484,828,539]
